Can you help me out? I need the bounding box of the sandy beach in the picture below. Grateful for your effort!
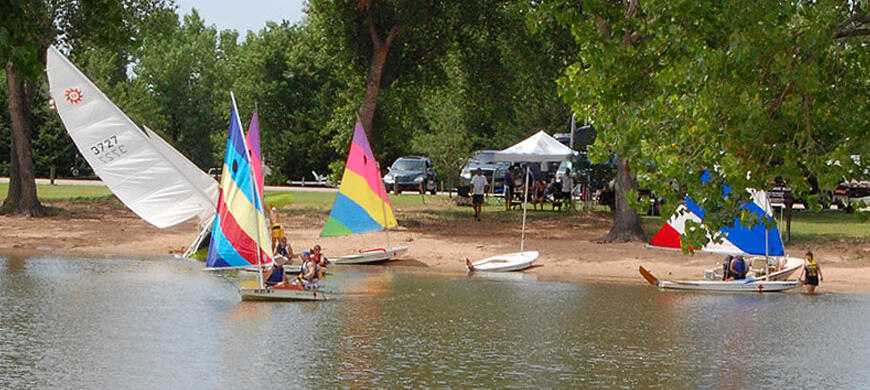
[2,196,868,294]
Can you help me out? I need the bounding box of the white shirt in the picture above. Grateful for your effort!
[561,173,573,192]
[471,174,488,195]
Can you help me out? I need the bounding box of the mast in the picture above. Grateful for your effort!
[520,165,529,252]
[231,92,265,289]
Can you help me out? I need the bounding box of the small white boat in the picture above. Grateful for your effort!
[468,251,538,272]
[639,266,801,293]
[240,285,333,301]
[330,246,409,264]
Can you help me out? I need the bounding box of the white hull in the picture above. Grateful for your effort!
[469,251,538,272]
[331,246,409,264]
[657,280,801,292]
[640,266,800,293]
[240,286,333,301]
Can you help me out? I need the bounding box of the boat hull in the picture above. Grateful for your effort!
[331,246,409,264]
[239,286,333,301]
[469,251,539,272]
[658,280,801,292]
[640,266,800,293]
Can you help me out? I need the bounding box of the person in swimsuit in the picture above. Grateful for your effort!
[799,250,823,295]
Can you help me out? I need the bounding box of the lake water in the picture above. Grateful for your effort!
[1,253,868,389]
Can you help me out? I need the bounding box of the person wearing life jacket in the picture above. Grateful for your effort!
[273,236,295,265]
[293,251,322,289]
[310,245,328,267]
[264,256,289,288]
[727,255,747,280]
[269,207,285,248]
[799,250,823,294]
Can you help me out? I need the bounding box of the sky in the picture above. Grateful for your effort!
[176,0,307,35]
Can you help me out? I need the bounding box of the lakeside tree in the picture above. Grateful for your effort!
[555,0,870,247]
[0,0,172,216]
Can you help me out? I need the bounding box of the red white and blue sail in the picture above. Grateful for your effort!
[649,187,784,256]
[321,121,397,237]
[206,105,272,269]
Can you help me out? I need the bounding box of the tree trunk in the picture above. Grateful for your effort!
[4,60,46,216]
[358,43,389,139]
[3,126,21,211]
[600,157,644,242]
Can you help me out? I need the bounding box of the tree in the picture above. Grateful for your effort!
[556,0,870,248]
[0,0,173,216]
[128,8,232,169]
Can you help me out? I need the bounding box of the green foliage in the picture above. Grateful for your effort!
[555,0,870,248]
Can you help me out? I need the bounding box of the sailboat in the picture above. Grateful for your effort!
[320,121,408,264]
[46,46,218,233]
[640,184,803,292]
[466,131,573,272]
[208,96,331,301]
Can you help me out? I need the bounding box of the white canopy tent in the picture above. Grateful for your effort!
[493,131,574,252]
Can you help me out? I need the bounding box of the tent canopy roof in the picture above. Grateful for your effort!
[493,131,575,162]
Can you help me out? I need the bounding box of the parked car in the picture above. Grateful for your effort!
[457,150,510,197]
[383,156,438,194]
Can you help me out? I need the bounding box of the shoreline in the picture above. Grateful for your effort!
[1,197,868,294]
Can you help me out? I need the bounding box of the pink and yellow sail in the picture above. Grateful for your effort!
[321,121,397,237]
[206,105,272,268]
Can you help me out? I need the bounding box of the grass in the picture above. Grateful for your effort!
[787,210,870,245]
[4,182,868,245]
[0,182,113,201]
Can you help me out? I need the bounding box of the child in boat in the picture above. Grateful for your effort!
[273,236,294,264]
[264,256,289,287]
[310,245,328,267]
[293,251,322,289]
[799,251,823,294]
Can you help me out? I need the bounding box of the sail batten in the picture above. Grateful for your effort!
[46,46,217,228]
[321,121,397,237]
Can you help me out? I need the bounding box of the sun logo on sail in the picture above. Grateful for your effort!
[64,88,83,104]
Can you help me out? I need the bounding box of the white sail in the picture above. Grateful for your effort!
[46,46,217,228]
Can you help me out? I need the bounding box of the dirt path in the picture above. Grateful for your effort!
[2,197,868,294]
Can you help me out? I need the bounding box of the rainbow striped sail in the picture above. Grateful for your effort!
[246,110,264,197]
[206,105,272,269]
[321,121,397,237]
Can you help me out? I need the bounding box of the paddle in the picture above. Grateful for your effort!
[638,266,659,286]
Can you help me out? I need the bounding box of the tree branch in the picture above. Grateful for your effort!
[595,15,612,40]
[367,8,383,49]
[835,28,870,39]
[768,80,795,117]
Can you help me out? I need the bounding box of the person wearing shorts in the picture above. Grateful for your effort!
[799,250,823,295]
[470,168,488,221]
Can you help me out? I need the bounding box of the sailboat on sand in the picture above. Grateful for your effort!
[320,121,408,264]
[46,46,218,233]
[640,184,803,292]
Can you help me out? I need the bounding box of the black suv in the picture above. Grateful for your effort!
[383,156,438,194]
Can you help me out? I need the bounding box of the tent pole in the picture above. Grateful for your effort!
[521,165,529,252]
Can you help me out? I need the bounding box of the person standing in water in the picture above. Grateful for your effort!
[799,250,823,295]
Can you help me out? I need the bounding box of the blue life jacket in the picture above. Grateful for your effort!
[266,265,284,285]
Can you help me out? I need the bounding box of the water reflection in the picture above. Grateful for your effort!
[0,253,868,389]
